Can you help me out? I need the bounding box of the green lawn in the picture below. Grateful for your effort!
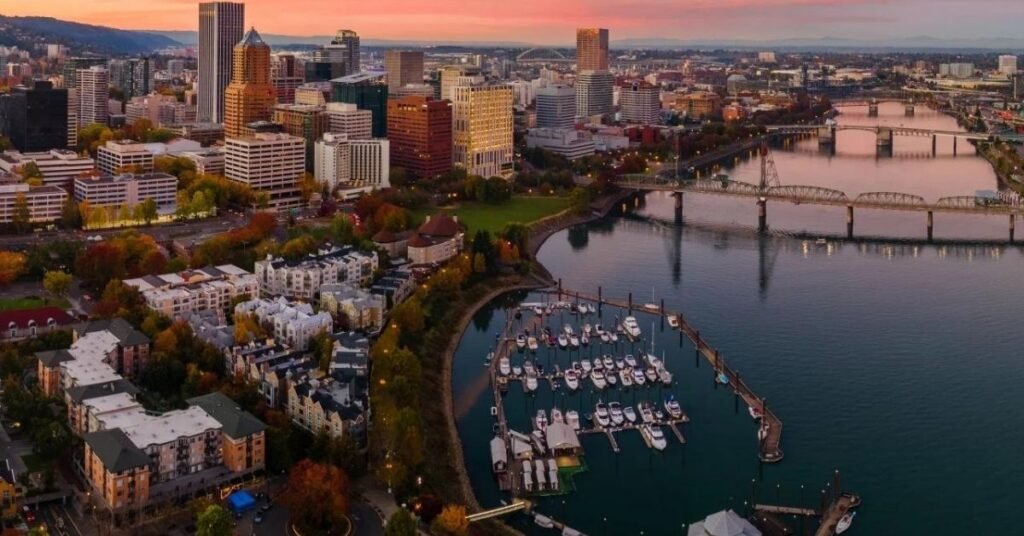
[413,196,570,235]
[0,296,69,312]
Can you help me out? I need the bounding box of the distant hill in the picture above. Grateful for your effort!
[0,15,180,55]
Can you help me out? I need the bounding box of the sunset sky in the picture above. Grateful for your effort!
[4,0,1024,43]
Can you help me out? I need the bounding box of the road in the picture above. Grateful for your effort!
[0,212,251,250]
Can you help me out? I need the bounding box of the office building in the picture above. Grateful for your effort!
[331,72,388,137]
[309,30,360,80]
[109,58,151,99]
[223,28,276,139]
[576,70,614,119]
[0,81,68,152]
[576,28,609,71]
[170,123,224,147]
[63,57,107,89]
[392,84,438,99]
[181,149,225,175]
[96,140,154,176]
[77,67,110,126]
[67,88,78,148]
[124,94,177,125]
[314,133,351,190]
[224,133,304,210]
[387,96,452,179]
[439,65,480,101]
[0,184,68,224]
[254,244,378,300]
[619,81,660,124]
[333,30,360,74]
[313,134,390,198]
[0,150,94,189]
[73,172,177,213]
[452,76,513,178]
[198,2,244,123]
[124,265,259,320]
[385,51,424,92]
[270,54,304,104]
[938,63,974,78]
[325,103,372,140]
[273,104,329,171]
[999,55,1018,76]
[525,128,596,160]
[295,82,333,106]
[535,84,576,129]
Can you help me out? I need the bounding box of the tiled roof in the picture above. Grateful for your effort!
[84,429,150,473]
[417,214,461,238]
[0,307,74,329]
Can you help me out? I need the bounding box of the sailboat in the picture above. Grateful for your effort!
[836,512,856,534]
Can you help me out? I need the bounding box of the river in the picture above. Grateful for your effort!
[451,102,1024,534]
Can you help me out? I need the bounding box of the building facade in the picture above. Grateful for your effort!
[254,245,378,300]
[96,140,154,175]
[387,96,453,180]
[73,172,177,212]
[0,184,67,224]
[123,265,259,320]
[198,1,244,123]
[0,81,68,152]
[224,133,305,210]
[77,66,110,126]
[331,73,388,137]
[535,85,576,130]
[576,28,609,71]
[109,58,151,99]
[384,51,425,92]
[451,76,514,178]
[619,81,661,124]
[223,28,276,139]
[234,297,333,350]
[325,102,372,140]
[575,70,614,119]
[272,104,329,171]
[0,149,94,189]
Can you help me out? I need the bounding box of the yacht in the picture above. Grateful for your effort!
[643,302,660,312]
[609,332,619,343]
[645,367,658,383]
[569,334,580,348]
[748,405,764,420]
[525,374,539,393]
[550,407,564,424]
[609,402,625,426]
[619,368,634,387]
[512,364,523,376]
[632,368,647,386]
[645,353,663,369]
[836,512,856,534]
[602,356,615,370]
[600,332,611,344]
[543,306,552,316]
[643,425,668,451]
[591,370,607,390]
[516,335,527,350]
[557,334,568,349]
[657,367,673,386]
[523,360,536,376]
[622,316,642,339]
[606,371,618,386]
[758,423,770,442]
[534,409,548,431]
[527,336,538,352]
[594,324,605,336]
[592,357,604,370]
[564,370,580,391]
[594,401,610,427]
[580,359,592,373]
[563,324,574,336]
[571,361,582,373]
[716,372,730,385]
[580,334,589,346]
[583,324,593,336]
[498,357,511,376]
[623,406,638,424]
[532,305,545,316]
[639,402,655,424]
[664,397,683,419]
[566,410,581,431]
[624,355,638,368]
[667,315,680,329]
[534,514,555,529]
[615,358,625,370]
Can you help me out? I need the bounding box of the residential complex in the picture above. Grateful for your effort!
[123,264,260,320]
[387,96,453,180]
[198,1,245,123]
[254,245,378,300]
[234,297,333,350]
[319,284,386,330]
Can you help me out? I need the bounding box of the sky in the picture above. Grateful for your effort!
[4,0,1024,44]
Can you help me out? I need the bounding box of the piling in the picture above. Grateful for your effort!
[927,210,934,243]
[757,199,768,232]
[846,205,854,239]
[1011,214,1016,243]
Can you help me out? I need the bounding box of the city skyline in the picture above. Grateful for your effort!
[6,0,1024,45]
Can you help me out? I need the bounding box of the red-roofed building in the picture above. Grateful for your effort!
[0,307,75,341]
[408,214,465,265]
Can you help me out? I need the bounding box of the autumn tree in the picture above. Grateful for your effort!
[195,504,232,536]
[430,505,469,536]
[140,198,158,224]
[385,509,418,536]
[0,251,26,285]
[42,270,72,299]
[18,161,42,181]
[11,193,31,233]
[282,460,350,532]
[233,312,265,345]
[59,196,81,229]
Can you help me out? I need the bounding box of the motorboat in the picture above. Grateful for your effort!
[516,335,527,350]
[571,361,582,373]
[619,369,634,387]
[836,512,856,534]
[594,324,605,336]
[543,306,552,316]
[534,514,555,529]
[606,371,618,386]
[609,332,619,343]
[667,315,680,329]
[580,334,589,346]
[533,306,545,316]
[609,402,625,426]
[645,353,663,369]
[622,316,642,339]
[748,405,763,420]
[566,410,581,431]
[602,356,615,370]
[563,324,574,336]
[654,409,666,421]
[580,359,592,373]
[530,431,546,454]
[583,324,593,336]
[512,364,523,376]
[657,367,673,386]
[534,409,548,431]
[564,370,580,391]
[525,374,539,393]
[642,425,668,451]
[558,334,568,349]
[639,403,655,424]
[624,354,638,368]
[569,335,580,348]
[569,303,578,314]
[623,406,638,424]
[527,336,538,352]
[664,397,683,419]
[716,372,730,385]
[591,370,607,390]
[592,358,604,370]
[600,332,611,344]
[523,360,536,376]
[645,368,658,383]
[550,407,564,424]
[498,357,511,376]
[758,423,770,441]
[632,368,647,386]
[594,401,610,427]
[615,358,625,370]
[643,302,660,312]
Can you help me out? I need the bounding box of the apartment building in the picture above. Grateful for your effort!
[123,265,259,320]
[319,284,385,330]
[234,297,333,351]
[253,245,378,300]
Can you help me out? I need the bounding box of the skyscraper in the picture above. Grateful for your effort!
[999,55,1018,76]
[223,28,276,139]
[331,73,389,138]
[271,54,304,104]
[387,96,453,180]
[77,66,110,127]
[451,75,513,178]
[0,81,68,152]
[62,57,106,89]
[385,51,425,93]
[576,28,609,72]
[198,1,244,123]
[109,58,152,100]
[273,104,329,171]
[535,85,576,129]
[335,30,360,74]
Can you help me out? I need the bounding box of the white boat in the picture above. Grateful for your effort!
[580,359,592,373]
[645,367,658,383]
[571,361,582,373]
[602,356,615,370]
[622,316,642,339]
[624,354,638,368]
[642,425,668,451]
[525,374,539,393]
[609,402,625,426]
[583,324,592,335]
[527,337,539,352]
[619,369,634,387]
[564,370,580,391]
[594,401,610,427]
[591,370,607,390]
[516,335,527,350]
[748,405,764,420]
[498,357,511,376]
[523,360,536,375]
[664,398,683,419]
[615,358,625,370]
[581,333,590,346]
[557,334,568,348]
[623,406,638,424]
[522,461,534,491]
[639,403,655,424]
[643,302,660,311]
[592,357,603,370]
[534,514,555,529]
[563,324,574,336]
[657,367,673,385]
[533,306,544,316]
[667,315,680,329]
[535,409,548,431]
[645,353,663,369]
[606,371,618,386]
[609,332,619,343]
[544,306,552,315]
[758,423,770,441]
[836,512,855,534]
[569,335,580,348]
[600,332,611,344]
[632,368,647,385]
[512,365,523,376]
[594,324,605,336]
[551,407,564,424]
[566,410,581,431]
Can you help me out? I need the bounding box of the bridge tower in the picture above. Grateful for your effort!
[868,98,878,117]
[876,127,894,156]
[757,142,780,233]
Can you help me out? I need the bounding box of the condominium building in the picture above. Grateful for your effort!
[0,149,94,189]
[575,70,614,119]
[123,264,259,320]
[73,172,177,212]
[77,66,110,126]
[272,104,329,171]
[96,140,154,175]
[254,244,378,300]
[286,375,366,440]
[36,318,150,399]
[619,81,661,124]
[387,96,453,180]
[325,102,372,140]
[62,57,107,89]
[224,133,305,210]
[234,297,333,350]
[384,50,424,92]
[0,184,68,224]
[331,72,388,137]
[319,284,386,330]
[525,128,596,160]
[198,2,244,123]
[451,76,514,178]
[0,81,68,152]
[223,28,275,139]
[535,84,576,129]
[576,28,609,71]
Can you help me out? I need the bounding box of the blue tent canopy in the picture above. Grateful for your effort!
[227,490,257,513]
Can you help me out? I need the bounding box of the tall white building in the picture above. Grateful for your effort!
[77,67,109,126]
[575,70,614,120]
[999,55,1018,76]
[349,139,390,187]
[314,133,389,199]
[96,140,154,176]
[224,133,305,210]
[535,84,576,129]
[325,103,372,140]
[451,75,514,178]
[619,81,661,125]
[198,2,244,123]
[314,133,351,190]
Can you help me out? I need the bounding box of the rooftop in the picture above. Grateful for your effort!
[121,406,222,448]
[84,429,150,473]
[188,392,266,440]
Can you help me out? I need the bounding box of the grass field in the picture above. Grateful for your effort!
[412,196,570,235]
[0,297,69,312]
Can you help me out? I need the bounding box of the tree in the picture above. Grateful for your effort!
[140,198,158,224]
[43,270,72,299]
[31,420,70,459]
[430,505,469,536]
[297,172,320,203]
[0,251,26,285]
[59,196,81,229]
[569,186,592,215]
[18,161,42,181]
[11,193,31,233]
[282,460,350,531]
[385,509,418,536]
[195,504,233,536]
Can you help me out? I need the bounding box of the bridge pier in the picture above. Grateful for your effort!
[868,103,878,117]
[927,210,934,242]
[932,135,937,157]
[953,136,958,156]
[673,192,684,225]
[846,205,854,239]
[817,126,836,149]
[757,198,768,233]
[905,103,915,117]
[876,127,893,157]
[1011,214,1016,243]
